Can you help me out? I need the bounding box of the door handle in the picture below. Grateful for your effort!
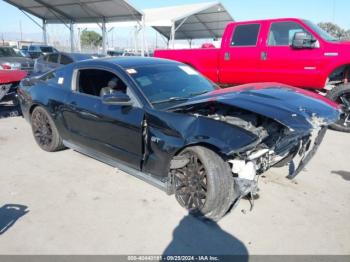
[261,51,268,61]
[224,52,230,61]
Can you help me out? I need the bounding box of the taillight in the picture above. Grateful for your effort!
[1,63,11,70]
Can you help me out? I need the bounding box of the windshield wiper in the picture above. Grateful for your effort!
[152,90,211,105]
[152,97,190,105]
[189,90,211,97]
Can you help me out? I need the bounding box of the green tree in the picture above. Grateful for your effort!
[318,22,350,40]
[80,30,102,47]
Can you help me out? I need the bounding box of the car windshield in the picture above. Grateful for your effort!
[0,47,21,57]
[303,20,337,42]
[128,64,218,108]
[40,46,54,52]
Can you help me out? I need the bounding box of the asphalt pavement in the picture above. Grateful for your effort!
[0,115,349,255]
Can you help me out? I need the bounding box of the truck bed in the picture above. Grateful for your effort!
[154,48,220,82]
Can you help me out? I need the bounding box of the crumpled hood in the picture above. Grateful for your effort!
[171,83,340,132]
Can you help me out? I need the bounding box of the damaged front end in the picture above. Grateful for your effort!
[175,101,333,208]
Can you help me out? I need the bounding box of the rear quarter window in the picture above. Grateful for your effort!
[231,24,260,46]
[60,55,73,65]
[39,68,68,87]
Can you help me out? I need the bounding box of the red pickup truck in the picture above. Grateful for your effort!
[155,18,350,132]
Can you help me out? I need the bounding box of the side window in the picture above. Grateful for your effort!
[76,69,127,97]
[60,55,73,65]
[268,22,309,46]
[231,24,260,46]
[29,46,35,51]
[48,54,59,63]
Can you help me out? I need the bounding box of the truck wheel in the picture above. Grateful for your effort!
[31,106,65,152]
[173,146,235,221]
[327,84,350,133]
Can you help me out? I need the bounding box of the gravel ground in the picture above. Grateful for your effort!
[0,116,349,255]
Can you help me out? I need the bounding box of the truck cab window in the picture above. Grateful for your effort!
[268,22,309,46]
[231,24,260,46]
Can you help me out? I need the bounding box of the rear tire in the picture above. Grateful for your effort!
[327,83,350,133]
[173,146,235,221]
[31,106,65,152]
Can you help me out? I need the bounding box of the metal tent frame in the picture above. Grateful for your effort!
[3,0,144,55]
[142,1,234,48]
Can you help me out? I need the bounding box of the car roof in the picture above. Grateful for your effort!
[60,52,94,61]
[94,56,181,68]
[29,44,52,47]
[231,17,306,25]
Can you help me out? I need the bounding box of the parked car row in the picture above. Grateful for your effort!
[34,52,97,74]
[0,45,103,106]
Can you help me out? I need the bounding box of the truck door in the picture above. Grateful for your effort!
[219,23,263,85]
[260,20,325,88]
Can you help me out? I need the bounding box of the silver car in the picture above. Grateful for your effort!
[0,47,34,73]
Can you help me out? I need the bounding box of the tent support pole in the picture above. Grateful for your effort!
[170,23,175,49]
[42,19,47,44]
[102,19,107,54]
[141,15,145,56]
[134,25,138,54]
[77,27,82,52]
[70,22,74,52]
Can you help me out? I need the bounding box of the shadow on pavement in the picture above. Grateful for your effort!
[0,204,29,235]
[163,214,248,259]
[331,170,350,181]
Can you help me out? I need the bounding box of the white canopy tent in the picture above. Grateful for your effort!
[3,0,144,54]
[80,1,233,49]
[144,1,234,48]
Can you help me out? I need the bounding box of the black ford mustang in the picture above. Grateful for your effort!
[18,57,340,221]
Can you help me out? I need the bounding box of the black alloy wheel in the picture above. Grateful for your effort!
[32,108,53,150]
[338,93,350,127]
[31,106,65,152]
[327,83,350,132]
[174,151,208,211]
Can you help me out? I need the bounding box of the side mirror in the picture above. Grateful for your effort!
[102,91,133,106]
[291,32,317,49]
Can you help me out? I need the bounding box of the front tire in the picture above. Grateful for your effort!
[327,83,350,132]
[173,146,235,221]
[31,106,65,152]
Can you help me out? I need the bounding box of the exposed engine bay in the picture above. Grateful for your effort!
[176,102,326,208]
